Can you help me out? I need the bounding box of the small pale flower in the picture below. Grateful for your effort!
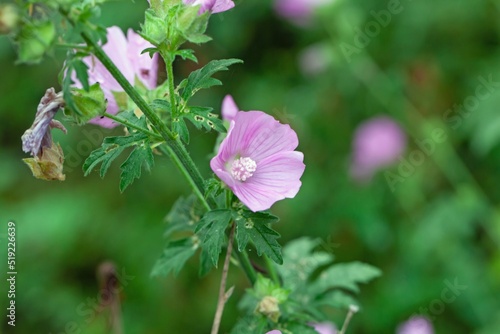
[350,116,406,181]
[266,331,282,334]
[222,94,239,121]
[183,0,235,14]
[397,316,434,334]
[211,110,305,212]
[72,26,158,128]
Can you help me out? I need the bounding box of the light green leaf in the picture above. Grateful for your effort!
[279,237,333,291]
[151,238,198,277]
[310,262,382,295]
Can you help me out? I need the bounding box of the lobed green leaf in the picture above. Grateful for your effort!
[151,238,198,277]
[180,58,243,101]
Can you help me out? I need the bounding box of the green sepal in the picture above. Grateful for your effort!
[65,83,106,125]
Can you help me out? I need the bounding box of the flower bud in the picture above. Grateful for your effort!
[0,4,19,35]
[256,296,281,322]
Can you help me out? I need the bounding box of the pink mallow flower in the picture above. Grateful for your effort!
[350,116,406,181]
[222,94,239,121]
[211,110,305,212]
[274,0,333,24]
[397,317,434,334]
[73,26,158,128]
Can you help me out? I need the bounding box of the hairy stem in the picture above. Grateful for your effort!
[163,52,178,118]
[211,223,236,334]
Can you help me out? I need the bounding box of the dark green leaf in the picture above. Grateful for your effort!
[116,109,149,132]
[83,133,146,178]
[119,140,155,192]
[173,118,189,143]
[151,238,197,277]
[236,214,283,265]
[196,209,232,267]
[310,262,382,295]
[199,249,213,277]
[181,59,243,101]
[204,178,224,199]
[182,106,226,134]
[164,195,204,237]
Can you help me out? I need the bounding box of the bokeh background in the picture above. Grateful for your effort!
[2,0,500,333]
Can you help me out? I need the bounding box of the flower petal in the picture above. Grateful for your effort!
[126,29,159,89]
[233,151,305,211]
[218,111,299,163]
[211,0,235,13]
[222,94,239,121]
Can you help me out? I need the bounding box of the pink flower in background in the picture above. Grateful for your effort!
[266,331,282,334]
[312,322,338,334]
[73,26,158,128]
[274,0,333,24]
[397,317,434,334]
[184,0,235,14]
[211,110,305,212]
[350,116,406,181]
[222,95,239,121]
[298,43,331,77]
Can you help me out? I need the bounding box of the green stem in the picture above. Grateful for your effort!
[264,255,279,285]
[163,52,178,118]
[103,112,163,141]
[235,248,257,285]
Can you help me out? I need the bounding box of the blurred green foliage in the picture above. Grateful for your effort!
[1,0,500,333]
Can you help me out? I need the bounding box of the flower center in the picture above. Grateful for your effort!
[231,157,257,182]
